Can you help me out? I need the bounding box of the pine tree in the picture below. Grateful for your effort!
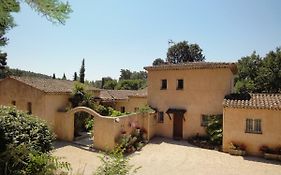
[79,59,85,83]
[73,72,78,81]
[62,73,66,80]
[52,73,56,79]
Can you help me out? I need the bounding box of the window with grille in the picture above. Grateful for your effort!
[246,118,262,134]
[201,115,209,127]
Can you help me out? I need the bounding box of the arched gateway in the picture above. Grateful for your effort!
[55,106,154,151]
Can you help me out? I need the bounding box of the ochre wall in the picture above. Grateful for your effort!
[147,68,234,138]
[0,78,72,138]
[94,112,155,151]
[115,96,147,113]
[0,78,46,121]
[223,107,281,156]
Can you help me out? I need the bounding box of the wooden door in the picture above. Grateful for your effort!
[173,113,183,140]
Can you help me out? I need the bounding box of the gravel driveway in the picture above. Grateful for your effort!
[53,137,281,175]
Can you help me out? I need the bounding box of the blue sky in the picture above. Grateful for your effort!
[4,0,281,81]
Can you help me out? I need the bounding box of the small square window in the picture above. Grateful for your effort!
[120,106,125,113]
[11,100,16,106]
[177,79,184,90]
[158,112,164,123]
[161,79,167,90]
[201,115,209,127]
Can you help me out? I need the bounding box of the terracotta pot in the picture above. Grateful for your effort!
[229,149,246,156]
[264,153,281,161]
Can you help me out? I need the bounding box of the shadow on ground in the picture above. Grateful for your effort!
[147,137,281,165]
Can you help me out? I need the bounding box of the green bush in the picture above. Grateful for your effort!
[0,144,70,175]
[137,105,155,114]
[205,115,223,145]
[0,106,55,153]
[118,128,148,153]
[0,106,70,175]
[94,147,139,175]
[85,118,94,131]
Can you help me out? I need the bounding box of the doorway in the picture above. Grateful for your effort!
[173,113,183,140]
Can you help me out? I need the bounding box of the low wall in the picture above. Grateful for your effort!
[94,112,156,151]
[55,106,156,151]
[54,112,74,141]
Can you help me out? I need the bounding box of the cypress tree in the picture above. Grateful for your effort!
[62,73,66,80]
[79,59,85,83]
[73,72,78,81]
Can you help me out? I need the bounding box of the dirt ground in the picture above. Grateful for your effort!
[53,137,281,175]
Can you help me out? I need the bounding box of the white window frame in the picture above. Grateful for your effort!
[246,118,262,134]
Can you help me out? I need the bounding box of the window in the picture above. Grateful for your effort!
[27,102,32,115]
[120,106,125,113]
[161,79,167,90]
[177,79,184,90]
[246,118,262,134]
[158,112,164,123]
[201,115,209,127]
[11,100,16,106]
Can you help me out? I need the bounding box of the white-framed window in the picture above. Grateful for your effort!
[246,118,262,134]
[158,112,164,123]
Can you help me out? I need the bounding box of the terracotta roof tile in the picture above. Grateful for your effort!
[144,62,237,74]
[100,88,147,101]
[8,76,99,93]
[223,93,281,110]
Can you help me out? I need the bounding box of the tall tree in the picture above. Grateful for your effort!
[235,47,281,93]
[52,73,56,79]
[79,59,85,83]
[256,48,281,93]
[73,72,78,81]
[235,52,262,93]
[103,79,117,90]
[152,58,165,66]
[166,40,205,63]
[62,73,66,80]
[119,69,132,80]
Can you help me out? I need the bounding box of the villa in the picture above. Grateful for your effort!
[144,62,237,139]
[0,62,280,156]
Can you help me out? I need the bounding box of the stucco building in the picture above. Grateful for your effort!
[223,94,281,156]
[144,62,237,139]
[99,88,147,113]
[0,76,99,129]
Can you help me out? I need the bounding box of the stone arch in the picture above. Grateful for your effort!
[67,106,118,150]
[68,106,104,118]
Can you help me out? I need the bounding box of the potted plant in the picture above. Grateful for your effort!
[260,145,281,161]
[228,142,246,156]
